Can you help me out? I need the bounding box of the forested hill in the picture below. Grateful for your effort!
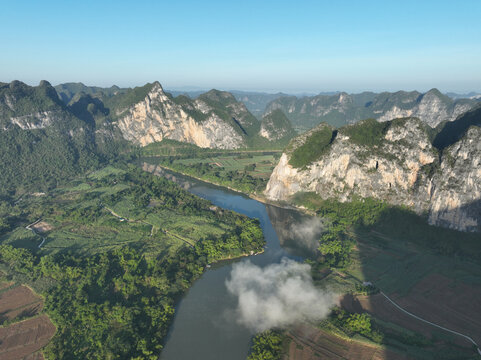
[0,80,119,194]
[265,112,481,233]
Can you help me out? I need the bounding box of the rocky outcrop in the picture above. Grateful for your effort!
[265,117,481,232]
[428,127,481,232]
[114,83,245,149]
[9,110,60,129]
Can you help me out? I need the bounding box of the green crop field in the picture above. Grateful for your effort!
[141,152,280,194]
[0,164,255,258]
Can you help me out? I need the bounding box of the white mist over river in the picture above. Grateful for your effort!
[226,258,335,332]
[144,164,331,360]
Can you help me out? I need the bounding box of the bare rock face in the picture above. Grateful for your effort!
[115,83,244,149]
[265,118,481,232]
[9,111,60,129]
[428,127,481,232]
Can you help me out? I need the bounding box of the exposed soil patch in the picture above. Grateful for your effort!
[0,315,55,360]
[0,281,14,291]
[286,323,408,360]
[0,286,43,323]
[0,286,54,360]
[31,221,53,233]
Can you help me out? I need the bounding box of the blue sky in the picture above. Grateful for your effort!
[1,0,480,93]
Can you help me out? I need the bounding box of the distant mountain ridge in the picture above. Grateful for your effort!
[54,82,129,103]
[264,89,481,132]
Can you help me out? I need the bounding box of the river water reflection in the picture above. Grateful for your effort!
[142,163,320,360]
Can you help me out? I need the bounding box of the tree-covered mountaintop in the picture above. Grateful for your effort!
[0,81,128,195]
[0,80,65,120]
[260,109,297,142]
[101,82,157,118]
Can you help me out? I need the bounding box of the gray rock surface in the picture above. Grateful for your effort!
[265,118,481,232]
[114,83,244,149]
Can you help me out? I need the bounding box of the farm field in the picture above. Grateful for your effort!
[0,315,55,360]
[314,227,481,359]
[352,230,481,346]
[286,323,408,360]
[0,281,55,360]
[139,147,281,194]
[0,165,242,258]
[289,196,481,360]
[0,285,44,323]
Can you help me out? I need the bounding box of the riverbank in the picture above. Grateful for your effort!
[142,161,316,216]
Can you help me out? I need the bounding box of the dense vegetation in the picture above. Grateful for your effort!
[0,120,101,195]
[293,192,481,268]
[287,125,336,168]
[0,166,264,359]
[0,80,62,118]
[247,330,285,360]
[154,158,268,193]
[328,308,382,342]
[340,118,388,147]
[0,81,130,195]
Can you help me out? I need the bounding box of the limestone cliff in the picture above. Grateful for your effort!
[113,83,246,149]
[265,117,481,232]
[428,126,481,231]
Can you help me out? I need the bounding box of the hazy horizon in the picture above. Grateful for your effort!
[4,79,480,97]
[2,0,480,93]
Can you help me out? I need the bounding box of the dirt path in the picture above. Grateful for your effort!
[25,219,46,249]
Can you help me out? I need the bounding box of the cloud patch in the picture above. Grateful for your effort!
[225,258,335,332]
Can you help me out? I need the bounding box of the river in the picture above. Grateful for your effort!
[143,164,321,360]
